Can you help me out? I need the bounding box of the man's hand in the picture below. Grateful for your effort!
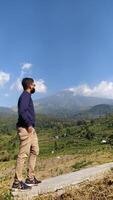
[27,126,33,134]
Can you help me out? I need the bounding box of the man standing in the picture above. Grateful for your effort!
[12,77,41,190]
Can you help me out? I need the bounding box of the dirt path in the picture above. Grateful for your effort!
[12,162,113,200]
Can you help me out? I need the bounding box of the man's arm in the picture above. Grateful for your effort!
[18,93,33,131]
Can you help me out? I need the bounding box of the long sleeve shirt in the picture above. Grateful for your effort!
[16,91,35,128]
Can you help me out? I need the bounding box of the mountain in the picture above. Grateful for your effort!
[73,104,113,119]
[0,107,14,114]
[2,90,113,119]
[0,106,16,117]
[34,90,113,118]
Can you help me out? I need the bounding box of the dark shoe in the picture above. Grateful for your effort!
[25,177,42,186]
[12,180,32,191]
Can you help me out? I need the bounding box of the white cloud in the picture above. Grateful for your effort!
[10,62,33,91]
[21,63,32,70]
[10,62,47,93]
[0,71,10,87]
[66,81,113,99]
[35,79,47,93]
[19,62,33,78]
[10,78,47,93]
[10,78,22,91]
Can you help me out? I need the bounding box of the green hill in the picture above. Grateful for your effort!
[73,104,113,119]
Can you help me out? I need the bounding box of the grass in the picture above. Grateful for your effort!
[1,114,113,198]
[1,150,113,197]
[0,190,13,200]
[33,170,113,200]
[72,160,93,170]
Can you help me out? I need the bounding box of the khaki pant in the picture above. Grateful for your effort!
[14,127,39,181]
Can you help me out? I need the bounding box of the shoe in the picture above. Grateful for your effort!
[12,180,32,191]
[25,176,42,186]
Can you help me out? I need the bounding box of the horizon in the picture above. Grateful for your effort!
[1,89,113,109]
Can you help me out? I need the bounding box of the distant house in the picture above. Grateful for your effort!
[101,139,107,144]
[55,135,59,139]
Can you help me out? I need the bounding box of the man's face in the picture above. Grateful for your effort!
[29,82,36,94]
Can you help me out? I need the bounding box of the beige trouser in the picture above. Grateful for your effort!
[14,127,39,181]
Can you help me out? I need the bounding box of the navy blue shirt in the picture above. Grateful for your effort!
[16,91,35,128]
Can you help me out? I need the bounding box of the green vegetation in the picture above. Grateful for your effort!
[1,113,113,198]
[1,113,113,160]
[0,190,13,200]
[72,160,93,170]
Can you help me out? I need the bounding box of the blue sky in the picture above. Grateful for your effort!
[1,0,113,107]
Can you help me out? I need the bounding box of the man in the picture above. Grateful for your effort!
[12,77,41,190]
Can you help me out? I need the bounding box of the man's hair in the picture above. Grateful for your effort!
[22,77,34,90]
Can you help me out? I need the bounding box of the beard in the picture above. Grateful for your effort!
[31,88,35,94]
